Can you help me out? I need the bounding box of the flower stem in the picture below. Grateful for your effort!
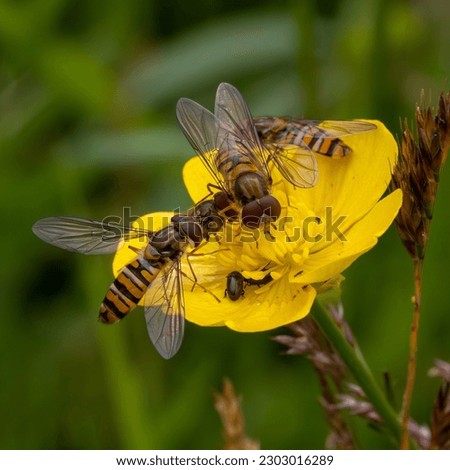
[311,301,401,444]
[400,258,424,449]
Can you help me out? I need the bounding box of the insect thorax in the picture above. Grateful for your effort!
[233,171,269,203]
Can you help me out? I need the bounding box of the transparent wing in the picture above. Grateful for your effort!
[254,117,377,139]
[143,257,185,359]
[310,119,377,136]
[176,97,226,191]
[32,216,150,255]
[214,83,270,178]
[269,144,318,188]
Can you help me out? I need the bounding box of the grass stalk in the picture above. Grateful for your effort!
[311,300,401,444]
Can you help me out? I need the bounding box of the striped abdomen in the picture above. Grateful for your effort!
[99,257,163,324]
[255,118,350,158]
[215,145,270,204]
[283,123,350,158]
[215,147,262,184]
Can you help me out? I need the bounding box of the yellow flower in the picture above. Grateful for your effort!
[113,121,402,333]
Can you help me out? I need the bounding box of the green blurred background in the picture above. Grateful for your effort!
[0,0,448,450]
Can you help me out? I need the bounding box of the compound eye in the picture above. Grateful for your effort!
[213,191,229,211]
[179,220,203,246]
[259,195,281,221]
[241,200,263,229]
[214,191,238,219]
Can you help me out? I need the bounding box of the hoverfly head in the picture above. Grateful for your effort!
[241,195,281,229]
[175,217,204,247]
[213,191,239,220]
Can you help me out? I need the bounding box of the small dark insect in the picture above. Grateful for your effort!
[225,271,273,301]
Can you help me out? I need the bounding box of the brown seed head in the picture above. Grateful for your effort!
[391,91,450,260]
[214,379,259,450]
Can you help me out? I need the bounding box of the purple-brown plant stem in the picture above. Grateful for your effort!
[392,91,449,448]
[400,258,423,449]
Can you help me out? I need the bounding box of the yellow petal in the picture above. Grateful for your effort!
[296,189,402,284]
[282,121,397,227]
[183,156,216,203]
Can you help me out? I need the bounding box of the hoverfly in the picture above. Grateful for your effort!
[225,271,273,301]
[176,83,376,230]
[32,196,231,359]
[253,116,377,159]
[176,83,319,230]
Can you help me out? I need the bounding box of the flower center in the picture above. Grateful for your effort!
[213,200,325,282]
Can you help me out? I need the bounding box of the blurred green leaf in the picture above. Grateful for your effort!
[39,41,114,114]
[122,11,297,108]
[54,126,189,166]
